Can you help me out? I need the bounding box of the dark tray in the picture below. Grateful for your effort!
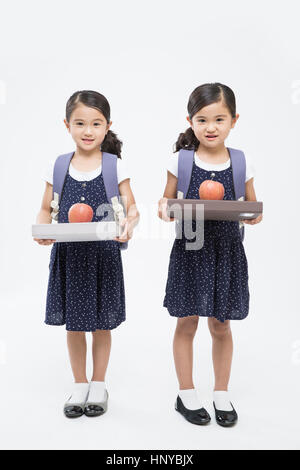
[167,199,263,221]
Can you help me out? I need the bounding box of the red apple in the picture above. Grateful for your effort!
[68,203,94,223]
[199,180,225,200]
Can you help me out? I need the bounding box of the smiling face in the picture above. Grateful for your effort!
[64,103,112,152]
[187,100,239,150]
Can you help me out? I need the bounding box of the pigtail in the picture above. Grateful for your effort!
[173,127,199,153]
[101,129,123,158]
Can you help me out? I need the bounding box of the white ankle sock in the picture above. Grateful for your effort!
[68,382,89,404]
[213,390,233,411]
[179,388,203,410]
[88,381,106,402]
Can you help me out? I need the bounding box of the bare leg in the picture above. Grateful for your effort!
[173,316,199,389]
[207,318,233,390]
[67,331,88,383]
[91,329,112,381]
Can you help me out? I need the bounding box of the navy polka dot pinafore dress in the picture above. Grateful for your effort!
[163,160,249,323]
[45,169,126,332]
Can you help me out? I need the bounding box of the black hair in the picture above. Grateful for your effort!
[65,90,123,158]
[174,82,236,152]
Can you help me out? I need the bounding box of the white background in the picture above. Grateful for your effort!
[0,0,299,450]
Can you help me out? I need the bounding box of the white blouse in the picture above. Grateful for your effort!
[42,157,130,185]
[167,150,255,183]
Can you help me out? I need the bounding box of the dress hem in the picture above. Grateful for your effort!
[44,318,126,332]
[163,305,248,323]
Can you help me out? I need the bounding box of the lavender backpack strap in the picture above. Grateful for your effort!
[228,147,246,242]
[177,149,194,199]
[51,152,74,221]
[102,152,128,250]
[174,149,194,239]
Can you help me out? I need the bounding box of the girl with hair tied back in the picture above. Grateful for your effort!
[34,90,139,419]
[158,83,262,427]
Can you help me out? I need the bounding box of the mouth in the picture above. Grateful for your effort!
[82,138,95,144]
[205,135,218,140]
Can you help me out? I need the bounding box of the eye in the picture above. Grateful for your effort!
[94,123,101,126]
[217,118,224,122]
[197,119,205,123]
[76,122,83,126]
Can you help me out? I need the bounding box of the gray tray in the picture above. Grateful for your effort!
[167,199,263,221]
[32,221,120,242]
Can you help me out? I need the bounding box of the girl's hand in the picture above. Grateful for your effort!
[158,197,175,222]
[241,214,263,225]
[243,179,263,225]
[33,238,56,245]
[116,180,139,243]
[113,217,133,243]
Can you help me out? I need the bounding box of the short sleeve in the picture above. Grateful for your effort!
[117,158,130,184]
[42,159,55,185]
[166,153,179,177]
[245,153,255,182]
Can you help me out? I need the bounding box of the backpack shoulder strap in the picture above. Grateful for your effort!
[102,152,119,201]
[177,149,194,199]
[228,147,246,242]
[228,147,246,200]
[51,151,74,220]
[102,152,128,250]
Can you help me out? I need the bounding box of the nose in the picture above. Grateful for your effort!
[206,123,217,133]
[83,125,93,136]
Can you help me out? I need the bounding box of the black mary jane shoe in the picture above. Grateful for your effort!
[175,396,211,425]
[84,404,105,417]
[63,404,85,419]
[63,393,87,418]
[84,390,108,418]
[213,401,238,427]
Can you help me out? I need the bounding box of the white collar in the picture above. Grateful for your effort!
[194,154,230,171]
